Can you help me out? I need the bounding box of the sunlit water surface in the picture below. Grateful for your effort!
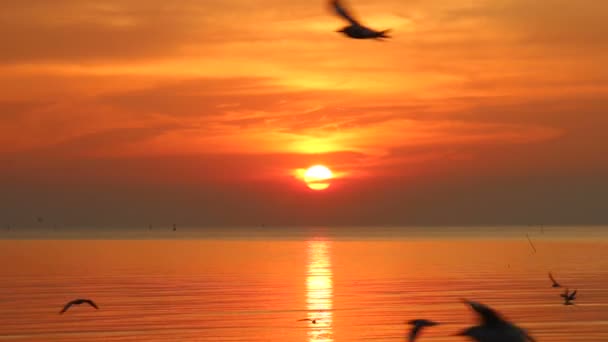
[0,226,607,341]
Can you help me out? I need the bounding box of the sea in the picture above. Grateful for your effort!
[0,226,607,341]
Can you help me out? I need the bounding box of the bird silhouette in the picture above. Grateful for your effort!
[548,272,561,288]
[172,224,177,231]
[59,299,99,314]
[457,299,536,342]
[525,234,537,254]
[407,319,439,342]
[561,289,577,305]
[297,318,318,324]
[330,0,391,40]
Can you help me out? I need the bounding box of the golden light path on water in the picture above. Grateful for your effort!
[306,240,334,342]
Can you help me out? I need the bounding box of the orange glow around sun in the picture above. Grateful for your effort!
[303,165,333,191]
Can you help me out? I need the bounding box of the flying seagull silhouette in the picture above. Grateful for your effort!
[548,272,561,288]
[561,288,577,305]
[457,299,536,342]
[525,234,537,254]
[297,318,318,324]
[59,299,99,314]
[407,319,439,342]
[330,0,391,40]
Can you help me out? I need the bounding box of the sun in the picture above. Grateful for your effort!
[304,165,333,191]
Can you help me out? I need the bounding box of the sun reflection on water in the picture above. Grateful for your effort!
[306,239,333,342]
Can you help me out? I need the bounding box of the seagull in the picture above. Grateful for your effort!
[59,299,99,314]
[561,289,577,305]
[330,0,391,40]
[525,234,537,254]
[548,272,561,288]
[297,318,318,324]
[407,319,439,342]
[456,299,536,342]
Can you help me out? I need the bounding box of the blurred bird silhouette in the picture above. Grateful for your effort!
[407,319,439,342]
[561,289,577,305]
[59,299,99,314]
[297,318,318,324]
[330,0,391,40]
[457,299,536,342]
[549,272,561,288]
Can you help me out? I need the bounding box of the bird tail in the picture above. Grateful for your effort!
[380,29,391,38]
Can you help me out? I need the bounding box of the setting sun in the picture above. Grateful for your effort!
[304,165,333,191]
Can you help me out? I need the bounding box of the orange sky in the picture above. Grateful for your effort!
[1,0,607,227]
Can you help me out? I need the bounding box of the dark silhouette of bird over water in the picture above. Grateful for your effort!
[525,234,537,254]
[330,0,391,40]
[549,272,561,288]
[59,299,99,314]
[297,318,318,324]
[561,288,577,305]
[457,299,536,342]
[407,319,439,342]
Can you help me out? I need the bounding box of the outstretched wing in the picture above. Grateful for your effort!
[569,290,577,300]
[522,329,537,342]
[84,300,99,310]
[408,324,422,342]
[59,301,74,314]
[330,0,360,26]
[462,299,502,326]
[548,272,559,286]
[297,318,312,322]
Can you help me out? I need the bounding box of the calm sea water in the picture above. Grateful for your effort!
[0,226,607,341]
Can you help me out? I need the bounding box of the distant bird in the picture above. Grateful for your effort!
[297,318,318,324]
[525,234,537,254]
[561,289,577,305]
[330,0,391,40]
[59,299,99,314]
[457,299,536,342]
[407,319,439,342]
[172,224,177,232]
[548,272,561,288]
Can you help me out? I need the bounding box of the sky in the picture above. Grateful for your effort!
[1,0,607,227]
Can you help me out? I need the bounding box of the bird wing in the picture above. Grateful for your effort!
[330,0,360,26]
[569,290,577,299]
[548,272,559,285]
[297,318,312,322]
[463,299,502,325]
[523,329,537,342]
[84,300,99,309]
[526,234,537,253]
[408,324,422,342]
[59,301,74,314]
